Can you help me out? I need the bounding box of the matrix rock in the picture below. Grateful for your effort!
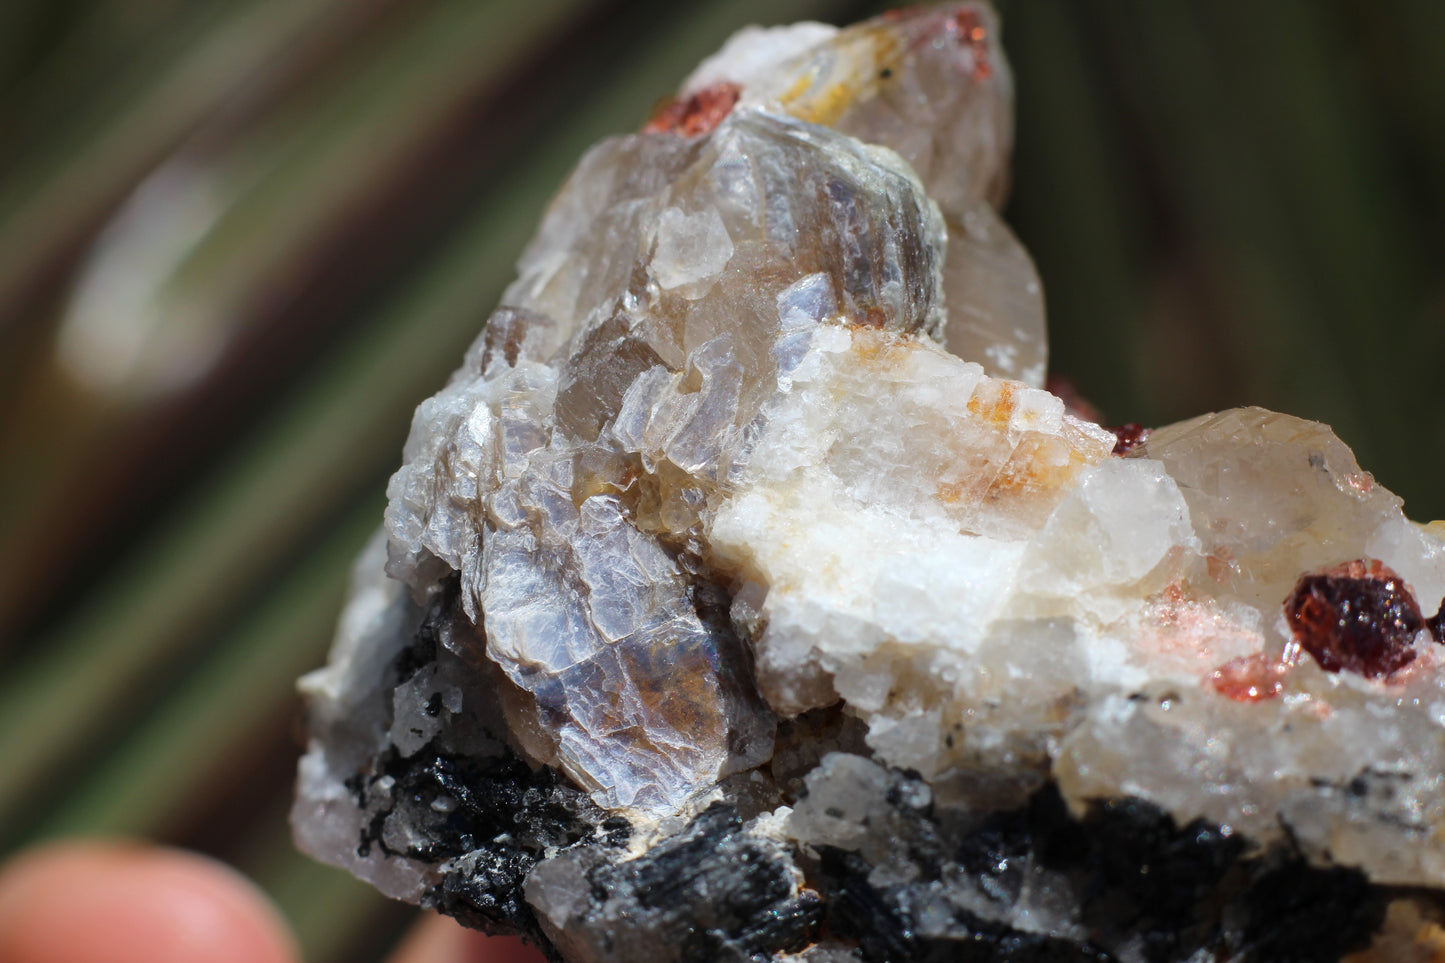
[293,6,1445,960]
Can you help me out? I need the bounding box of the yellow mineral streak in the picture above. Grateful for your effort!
[1343,900,1445,963]
[776,27,903,127]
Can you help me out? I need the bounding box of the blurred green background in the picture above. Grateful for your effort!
[0,1,1441,960]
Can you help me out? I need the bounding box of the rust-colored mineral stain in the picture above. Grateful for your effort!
[644,83,741,137]
[1209,654,1287,703]
[982,434,1092,501]
[847,327,910,366]
[967,381,1017,427]
[947,8,992,80]
[1108,423,1150,456]
[935,480,966,505]
[1284,558,1428,679]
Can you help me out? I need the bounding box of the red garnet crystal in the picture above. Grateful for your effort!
[1284,559,1426,679]
[1108,422,1150,456]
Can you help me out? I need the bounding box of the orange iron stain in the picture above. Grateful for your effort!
[935,480,967,506]
[948,9,993,80]
[645,83,742,137]
[967,380,1017,427]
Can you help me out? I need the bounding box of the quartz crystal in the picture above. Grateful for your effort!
[294,6,1445,960]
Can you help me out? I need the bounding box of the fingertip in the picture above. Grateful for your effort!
[0,839,299,963]
[387,912,545,963]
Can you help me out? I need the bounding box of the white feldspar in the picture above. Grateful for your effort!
[298,2,1445,902]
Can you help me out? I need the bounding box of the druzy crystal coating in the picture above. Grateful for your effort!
[294,6,1445,960]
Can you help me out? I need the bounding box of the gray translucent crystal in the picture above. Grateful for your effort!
[693,3,1046,383]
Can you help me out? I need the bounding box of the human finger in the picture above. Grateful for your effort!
[385,911,545,963]
[0,839,299,963]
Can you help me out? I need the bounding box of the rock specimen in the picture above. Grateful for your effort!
[293,6,1445,960]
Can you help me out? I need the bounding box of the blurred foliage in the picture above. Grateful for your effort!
[0,1,1442,960]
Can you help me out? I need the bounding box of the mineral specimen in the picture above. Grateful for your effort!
[293,6,1445,961]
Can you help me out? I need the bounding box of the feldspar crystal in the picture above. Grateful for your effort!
[293,6,1445,961]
